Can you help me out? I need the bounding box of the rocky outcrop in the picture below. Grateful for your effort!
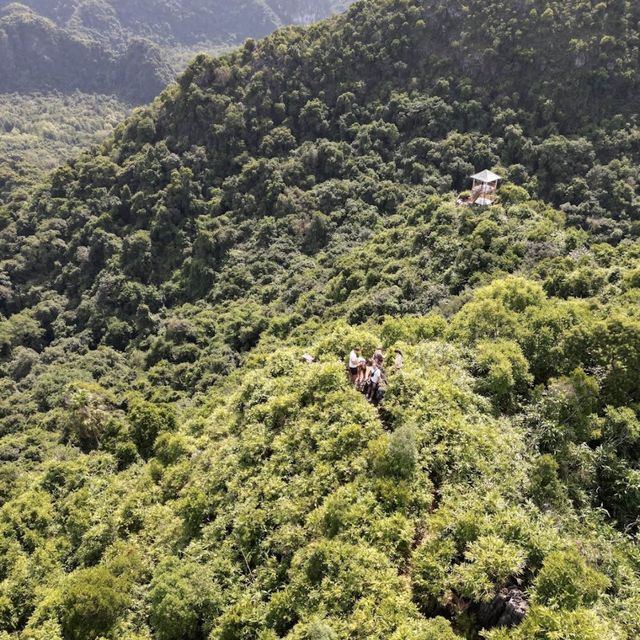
[475,587,529,630]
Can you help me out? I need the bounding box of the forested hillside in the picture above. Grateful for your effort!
[0,4,172,103]
[0,0,354,100]
[0,0,354,200]
[0,0,639,638]
[7,0,352,46]
[0,92,129,200]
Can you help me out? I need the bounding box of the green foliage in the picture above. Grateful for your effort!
[528,454,568,510]
[57,567,130,640]
[390,617,459,640]
[0,92,129,200]
[0,1,353,105]
[0,1,639,639]
[369,425,417,479]
[148,558,218,640]
[60,382,123,453]
[486,605,623,640]
[0,4,171,104]
[474,340,532,412]
[127,396,176,459]
[533,550,610,610]
[451,535,526,603]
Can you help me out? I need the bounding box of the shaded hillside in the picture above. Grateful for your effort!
[0,1,355,101]
[0,5,172,103]
[0,0,355,195]
[6,0,353,46]
[0,0,639,638]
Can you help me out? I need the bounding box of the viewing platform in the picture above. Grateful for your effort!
[458,169,502,206]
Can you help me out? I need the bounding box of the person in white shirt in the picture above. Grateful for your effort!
[348,347,361,384]
[367,363,382,401]
[394,349,404,369]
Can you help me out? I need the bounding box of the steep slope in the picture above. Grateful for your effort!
[0,92,129,200]
[0,4,172,103]
[0,0,356,198]
[0,0,356,100]
[5,0,352,46]
[0,0,639,638]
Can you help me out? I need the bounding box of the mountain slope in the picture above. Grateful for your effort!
[5,0,352,46]
[0,91,129,200]
[0,0,356,101]
[0,0,356,197]
[0,0,639,638]
[0,4,173,102]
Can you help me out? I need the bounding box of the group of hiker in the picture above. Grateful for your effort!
[301,345,404,406]
[348,345,403,406]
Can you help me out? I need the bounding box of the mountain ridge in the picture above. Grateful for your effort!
[0,0,639,638]
[0,0,356,102]
[0,4,173,103]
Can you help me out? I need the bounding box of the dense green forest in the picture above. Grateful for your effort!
[0,0,639,638]
[0,1,354,100]
[0,4,172,103]
[0,0,353,201]
[6,0,353,46]
[0,92,129,200]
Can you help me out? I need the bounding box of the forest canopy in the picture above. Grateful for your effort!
[0,0,355,100]
[0,0,639,638]
[0,0,356,199]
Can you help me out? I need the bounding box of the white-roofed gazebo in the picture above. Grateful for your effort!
[469,169,502,205]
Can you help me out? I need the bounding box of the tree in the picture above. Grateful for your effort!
[58,567,129,640]
[127,396,177,459]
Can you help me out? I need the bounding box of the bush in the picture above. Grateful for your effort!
[58,567,129,640]
[534,550,610,609]
[390,617,459,640]
[149,558,216,640]
[486,605,622,640]
[451,535,526,602]
[128,396,177,459]
[529,454,568,509]
[475,339,532,412]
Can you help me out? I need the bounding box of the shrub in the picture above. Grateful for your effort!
[475,339,532,412]
[534,550,610,609]
[486,605,622,640]
[148,558,217,640]
[58,567,129,640]
[390,617,459,640]
[128,396,177,459]
[529,454,568,509]
[451,535,526,602]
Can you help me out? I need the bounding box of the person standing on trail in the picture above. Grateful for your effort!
[373,366,386,406]
[394,349,404,369]
[356,356,367,389]
[360,358,373,394]
[367,362,382,402]
[373,346,384,366]
[348,347,361,384]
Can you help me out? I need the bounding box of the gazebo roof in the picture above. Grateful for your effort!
[471,169,502,183]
